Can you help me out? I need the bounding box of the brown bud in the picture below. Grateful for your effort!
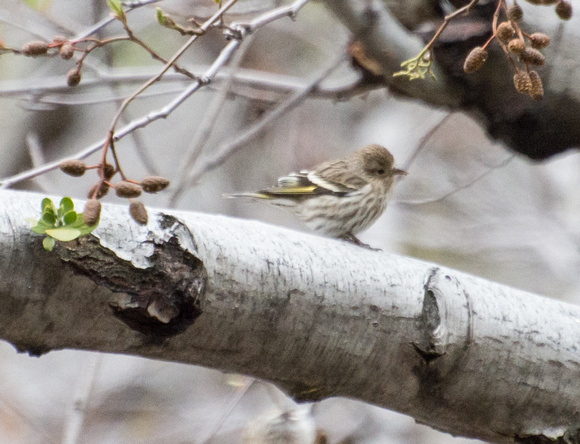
[508,39,526,54]
[141,176,170,193]
[529,33,550,49]
[507,5,523,21]
[87,182,109,199]
[514,71,532,94]
[520,47,546,66]
[496,22,515,41]
[103,163,116,180]
[60,159,87,177]
[83,199,102,226]
[555,1,572,20]
[60,43,74,60]
[463,47,488,73]
[115,181,142,198]
[528,71,544,100]
[67,69,81,87]
[129,201,148,225]
[22,41,50,56]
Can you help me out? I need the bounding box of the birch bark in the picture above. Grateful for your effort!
[0,189,578,443]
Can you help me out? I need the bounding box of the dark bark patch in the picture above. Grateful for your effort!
[58,221,206,339]
[413,268,445,363]
[515,427,580,444]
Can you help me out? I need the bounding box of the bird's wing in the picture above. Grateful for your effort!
[225,160,367,200]
[260,171,352,197]
[256,172,323,196]
[310,159,368,192]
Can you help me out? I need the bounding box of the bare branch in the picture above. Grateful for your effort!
[1,188,579,443]
[325,0,460,106]
[169,52,348,205]
[0,66,367,104]
[170,33,256,203]
[0,0,315,190]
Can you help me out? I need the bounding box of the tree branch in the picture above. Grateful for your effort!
[1,189,579,443]
[325,0,580,160]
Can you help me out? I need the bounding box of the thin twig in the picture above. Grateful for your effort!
[73,0,164,41]
[0,0,314,189]
[121,23,197,79]
[0,66,368,102]
[97,0,240,184]
[199,377,254,444]
[402,112,454,172]
[398,154,516,206]
[171,52,347,204]
[169,34,256,205]
[422,0,480,55]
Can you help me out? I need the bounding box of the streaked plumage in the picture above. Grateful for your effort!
[226,144,406,246]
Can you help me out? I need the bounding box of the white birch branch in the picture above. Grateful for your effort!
[0,189,579,443]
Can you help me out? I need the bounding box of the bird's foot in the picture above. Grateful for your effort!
[340,233,381,251]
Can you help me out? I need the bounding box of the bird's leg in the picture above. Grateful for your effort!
[340,233,381,251]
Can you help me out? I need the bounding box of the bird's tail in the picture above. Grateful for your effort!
[223,192,271,200]
[223,191,297,207]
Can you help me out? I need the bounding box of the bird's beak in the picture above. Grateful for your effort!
[392,168,407,176]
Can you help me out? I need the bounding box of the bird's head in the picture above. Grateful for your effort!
[355,144,407,182]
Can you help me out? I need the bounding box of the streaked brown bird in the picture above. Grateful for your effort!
[226,144,407,247]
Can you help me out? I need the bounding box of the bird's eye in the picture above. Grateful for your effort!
[377,169,385,175]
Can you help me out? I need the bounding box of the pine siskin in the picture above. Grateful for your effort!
[226,144,406,247]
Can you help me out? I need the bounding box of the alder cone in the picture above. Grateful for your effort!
[556,1,573,20]
[130,201,148,225]
[87,182,109,199]
[507,5,523,21]
[464,47,488,73]
[141,176,170,193]
[529,71,544,100]
[84,199,102,226]
[60,159,87,177]
[22,41,49,56]
[115,181,142,198]
[514,71,532,94]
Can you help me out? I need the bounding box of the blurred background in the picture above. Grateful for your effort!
[1,0,579,442]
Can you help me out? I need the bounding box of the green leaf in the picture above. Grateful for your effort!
[156,8,168,25]
[30,218,54,234]
[43,207,56,221]
[31,225,47,235]
[63,211,78,225]
[60,197,74,214]
[106,0,126,22]
[156,8,177,28]
[42,198,55,213]
[43,236,56,251]
[45,227,81,242]
[30,197,95,247]
[42,212,57,226]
